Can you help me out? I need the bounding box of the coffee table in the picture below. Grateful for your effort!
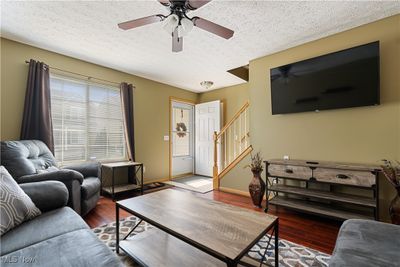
[116,189,279,266]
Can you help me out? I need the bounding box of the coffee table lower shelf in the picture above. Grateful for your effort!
[120,227,266,267]
[119,228,226,267]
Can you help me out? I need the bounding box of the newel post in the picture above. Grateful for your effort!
[213,131,219,190]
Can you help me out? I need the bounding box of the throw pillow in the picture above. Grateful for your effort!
[0,166,41,236]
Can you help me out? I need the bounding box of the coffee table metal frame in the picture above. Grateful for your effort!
[116,202,279,267]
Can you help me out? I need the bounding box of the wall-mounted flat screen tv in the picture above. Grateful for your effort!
[270,41,380,115]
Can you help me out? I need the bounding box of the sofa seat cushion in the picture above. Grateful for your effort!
[329,219,400,267]
[0,207,87,256]
[0,229,123,267]
[81,177,101,199]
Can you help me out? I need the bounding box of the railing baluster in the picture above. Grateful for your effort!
[239,112,242,154]
[224,132,227,169]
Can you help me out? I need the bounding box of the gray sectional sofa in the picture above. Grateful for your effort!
[0,181,122,267]
[329,219,400,267]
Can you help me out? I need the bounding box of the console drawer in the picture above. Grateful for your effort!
[268,164,311,180]
[313,168,375,187]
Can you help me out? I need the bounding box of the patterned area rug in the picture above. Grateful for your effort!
[93,216,330,267]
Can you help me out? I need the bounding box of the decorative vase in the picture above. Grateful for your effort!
[249,170,266,208]
[389,187,400,225]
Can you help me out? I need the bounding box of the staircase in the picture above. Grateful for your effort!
[213,101,252,189]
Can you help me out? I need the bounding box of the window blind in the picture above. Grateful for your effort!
[50,75,126,164]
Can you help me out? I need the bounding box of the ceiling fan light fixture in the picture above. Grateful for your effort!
[163,14,179,34]
[200,81,214,90]
[177,17,194,37]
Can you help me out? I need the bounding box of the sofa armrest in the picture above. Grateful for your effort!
[17,169,84,184]
[20,181,68,212]
[63,162,100,178]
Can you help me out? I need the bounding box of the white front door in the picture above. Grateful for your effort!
[195,100,221,177]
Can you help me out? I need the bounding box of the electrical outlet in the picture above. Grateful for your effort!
[143,166,146,173]
[163,135,169,141]
[283,155,290,160]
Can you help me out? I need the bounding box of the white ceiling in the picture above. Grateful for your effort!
[1,1,399,92]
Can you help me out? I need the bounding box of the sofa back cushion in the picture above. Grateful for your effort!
[0,140,57,179]
[0,166,41,236]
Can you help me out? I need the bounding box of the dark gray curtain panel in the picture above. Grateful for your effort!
[120,82,135,161]
[20,59,54,153]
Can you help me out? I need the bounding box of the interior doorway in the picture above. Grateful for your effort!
[168,98,221,193]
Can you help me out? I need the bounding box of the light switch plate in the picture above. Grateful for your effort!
[163,135,170,141]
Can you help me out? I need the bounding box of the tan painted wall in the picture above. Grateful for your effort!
[198,83,249,125]
[0,38,198,183]
[201,15,400,221]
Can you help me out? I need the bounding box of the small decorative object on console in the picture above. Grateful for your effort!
[245,152,265,208]
[381,159,400,225]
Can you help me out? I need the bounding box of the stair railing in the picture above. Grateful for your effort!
[213,101,252,189]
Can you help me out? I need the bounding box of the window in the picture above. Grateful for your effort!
[172,106,192,157]
[50,75,126,164]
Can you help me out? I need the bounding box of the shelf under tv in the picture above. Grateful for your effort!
[265,159,380,221]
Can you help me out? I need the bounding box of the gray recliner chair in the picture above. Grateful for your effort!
[0,140,101,216]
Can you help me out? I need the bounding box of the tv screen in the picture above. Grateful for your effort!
[270,41,380,115]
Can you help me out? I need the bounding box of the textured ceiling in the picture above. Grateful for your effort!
[1,1,399,92]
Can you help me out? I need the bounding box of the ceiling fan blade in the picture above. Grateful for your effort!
[185,0,212,10]
[193,17,234,39]
[118,15,164,30]
[172,27,183,52]
[158,0,170,7]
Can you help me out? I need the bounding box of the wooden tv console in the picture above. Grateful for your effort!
[264,159,381,221]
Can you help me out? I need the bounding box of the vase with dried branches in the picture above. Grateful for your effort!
[381,159,400,224]
[245,152,265,208]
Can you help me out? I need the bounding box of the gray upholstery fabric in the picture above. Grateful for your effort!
[81,177,101,216]
[0,207,87,255]
[0,140,57,179]
[1,229,123,267]
[81,177,101,199]
[18,171,84,214]
[81,191,100,217]
[0,167,41,236]
[19,181,68,213]
[1,140,102,215]
[18,169,84,184]
[329,219,400,267]
[63,162,100,178]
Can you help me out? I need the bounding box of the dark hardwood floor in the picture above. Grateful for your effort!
[84,186,341,254]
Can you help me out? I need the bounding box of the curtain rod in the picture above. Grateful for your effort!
[25,60,121,86]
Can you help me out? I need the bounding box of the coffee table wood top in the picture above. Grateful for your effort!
[117,189,277,261]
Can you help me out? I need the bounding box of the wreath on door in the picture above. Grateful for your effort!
[176,122,187,138]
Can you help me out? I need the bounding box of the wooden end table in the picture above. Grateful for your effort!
[101,161,144,201]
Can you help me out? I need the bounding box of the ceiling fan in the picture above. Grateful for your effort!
[117,0,234,52]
